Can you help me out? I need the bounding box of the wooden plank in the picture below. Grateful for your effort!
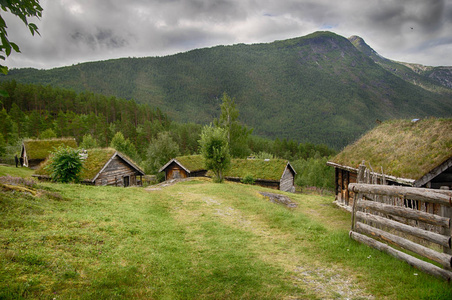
[350,231,452,281]
[349,183,452,206]
[356,222,452,268]
[357,199,450,228]
[356,211,451,248]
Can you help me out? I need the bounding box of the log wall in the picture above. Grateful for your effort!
[95,156,140,187]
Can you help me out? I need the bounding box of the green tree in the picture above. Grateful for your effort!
[199,125,230,183]
[45,146,83,183]
[0,132,6,157]
[0,0,43,75]
[145,131,180,177]
[80,133,99,149]
[38,128,57,139]
[214,92,253,158]
[110,131,138,161]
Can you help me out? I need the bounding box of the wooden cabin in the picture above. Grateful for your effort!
[21,138,77,168]
[159,155,207,181]
[34,148,145,187]
[160,155,296,192]
[327,118,452,209]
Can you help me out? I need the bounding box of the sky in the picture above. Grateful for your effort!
[3,0,452,70]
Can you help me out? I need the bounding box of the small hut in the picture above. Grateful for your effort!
[21,138,77,168]
[160,155,296,192]
[327,118,452,209]
[34,148,145,187]
[223,158,296,192]
[159,155,207,180]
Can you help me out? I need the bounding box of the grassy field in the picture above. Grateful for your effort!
[0,165,451,299]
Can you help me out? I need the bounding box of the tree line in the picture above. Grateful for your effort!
[0,81,336,188]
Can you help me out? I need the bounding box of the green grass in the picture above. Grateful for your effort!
[0,165,451,299]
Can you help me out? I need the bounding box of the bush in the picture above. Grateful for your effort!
[45,146,83,183]
[241,175,255,185]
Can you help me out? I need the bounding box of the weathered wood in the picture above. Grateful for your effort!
[355,211,451,248]
[351,164,366,231]
[350,231,452,281]
[357,199,450,228]
[349,183,452,206]
[356,222,452,268]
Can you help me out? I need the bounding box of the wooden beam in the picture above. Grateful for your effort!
[349,183,452,206]
[350,231,452,281]
[356,211,451,248]
[356,222,452,268]
[357,199,450,228]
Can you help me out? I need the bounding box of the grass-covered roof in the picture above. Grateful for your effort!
[224,159,293,181]
[35,148,144,181]
[23,138,77,160]
[174,155,205,172]
[329,118,452,180]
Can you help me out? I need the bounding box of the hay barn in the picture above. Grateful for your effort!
[159,155,207,180]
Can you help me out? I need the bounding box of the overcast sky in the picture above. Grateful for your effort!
[3,0,452,70]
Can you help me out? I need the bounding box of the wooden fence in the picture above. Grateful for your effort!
[349,165,452,281]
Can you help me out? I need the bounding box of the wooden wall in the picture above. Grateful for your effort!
[94,156,141,187]
[280,166,295,192]
[164,162,189,180]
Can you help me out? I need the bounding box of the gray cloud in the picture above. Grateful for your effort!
[3,0,452,69]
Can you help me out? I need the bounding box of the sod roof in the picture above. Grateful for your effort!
[175,155,205,172]
[224,159,295,181]
[22,138,77,160]
[329,118,452,180]
[35,148,144,181]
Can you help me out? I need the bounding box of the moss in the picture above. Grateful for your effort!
[330,118,452,180]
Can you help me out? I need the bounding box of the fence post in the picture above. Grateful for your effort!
[441,187,452,269]
[351,162,366,231]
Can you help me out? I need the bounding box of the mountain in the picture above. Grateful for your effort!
[2,31,452,149]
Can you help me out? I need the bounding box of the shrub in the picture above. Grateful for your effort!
[45,146,83,183]
[241,174,255,185]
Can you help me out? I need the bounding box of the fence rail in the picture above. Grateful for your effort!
[349,165,452,281]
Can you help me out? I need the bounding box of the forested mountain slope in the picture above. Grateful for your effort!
[2,31,452,149]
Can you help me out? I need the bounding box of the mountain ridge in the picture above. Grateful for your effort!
[2,31,452,149]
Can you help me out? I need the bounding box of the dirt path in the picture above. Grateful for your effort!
[153,180,374,299]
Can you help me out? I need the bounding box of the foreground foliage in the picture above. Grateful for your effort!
[0,165,451,299]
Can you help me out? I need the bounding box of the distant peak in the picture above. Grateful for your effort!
[348,35,387,62]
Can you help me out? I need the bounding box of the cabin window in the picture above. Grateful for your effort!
[123,176,130,187]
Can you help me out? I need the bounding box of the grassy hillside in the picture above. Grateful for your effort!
[3,31,452,149]
[0,165,451,299]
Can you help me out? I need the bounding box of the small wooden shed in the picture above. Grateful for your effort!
[34,148,145,187]
[159,156,296,192]
[327,118,452,209]
[21,138,77,168]
[224,158,297,192]
[159,155,207,181]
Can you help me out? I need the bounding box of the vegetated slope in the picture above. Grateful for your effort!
[3,31,452,149]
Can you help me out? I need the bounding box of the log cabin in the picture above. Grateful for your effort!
[21,138,78,168]
[327,118,452,210]
[159,156,296,192]
[34,148,145,187]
